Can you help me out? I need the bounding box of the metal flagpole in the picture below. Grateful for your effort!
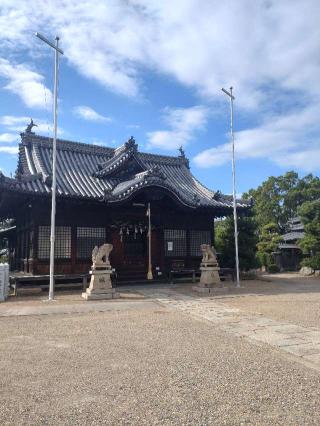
[35,33,64,300]
[147,202,153,280]
[221,86,240,288]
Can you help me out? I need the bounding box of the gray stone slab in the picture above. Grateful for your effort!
[303,353,320,366]
[82,292,120,300]
[192,286,228,295]
[282,343,320,357]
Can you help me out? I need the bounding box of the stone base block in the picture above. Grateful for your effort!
[82,288,120,300]
[192,286,228,295]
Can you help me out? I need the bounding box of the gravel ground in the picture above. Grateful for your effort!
[1,306,320,425]
[215,276,320,328]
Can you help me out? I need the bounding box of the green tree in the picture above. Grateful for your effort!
[256,223,281,267]
[298,200,320,269]
[244,172,320,267]
[215,214,258,271]
[245,172,320,232]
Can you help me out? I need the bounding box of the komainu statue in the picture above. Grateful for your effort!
[82,242,119,300]
[200,244,217,264]
[92,243,113,269]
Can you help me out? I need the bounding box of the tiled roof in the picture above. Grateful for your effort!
[282,231,305,241]
[279,243,301,250]
[0,132,250,210]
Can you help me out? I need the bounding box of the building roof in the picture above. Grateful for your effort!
[282,231,305,241]
[0,131,250,211]
[0,226,16,236]
[278,243,301,250]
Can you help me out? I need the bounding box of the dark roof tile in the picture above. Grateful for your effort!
[2,133,250,210]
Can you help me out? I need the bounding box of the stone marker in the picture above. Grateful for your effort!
[193,244,226,295]
[82,243,120,300]
[299,266,314,276]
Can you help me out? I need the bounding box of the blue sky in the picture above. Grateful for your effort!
[0,0,319,194]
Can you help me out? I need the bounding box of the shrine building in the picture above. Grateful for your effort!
[0,129,249,282]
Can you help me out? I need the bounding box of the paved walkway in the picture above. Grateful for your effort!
[139,287,320,372]
[0,299,159,316]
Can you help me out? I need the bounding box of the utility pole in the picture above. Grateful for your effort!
[35,33,63,300]
[147,202,153,280]
[221,87,240,288]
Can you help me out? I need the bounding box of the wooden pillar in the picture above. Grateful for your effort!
[212,216,215,246]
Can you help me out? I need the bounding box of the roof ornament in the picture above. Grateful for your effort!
[146,165,167,180]
[178,145,185,157]
[101,187,113,202]
[178,145,190,169]
[25,119,38,134]
[125,136,137,150]
[193,193,201,205]
[212,190,222,201]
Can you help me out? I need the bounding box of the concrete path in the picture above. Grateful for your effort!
[139,287,320,372]
[0,299,159,317]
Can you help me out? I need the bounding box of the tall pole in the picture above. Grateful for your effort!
[222,87,240,287]
[147,202,153,280]
[36,33,64,300]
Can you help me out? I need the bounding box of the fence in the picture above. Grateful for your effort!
[0,263,9,302]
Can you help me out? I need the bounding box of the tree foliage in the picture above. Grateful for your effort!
[244,171,320,267]
[245,172,320,232]
[256,223,281,267]
[215,214,258,271]
[298,200,320,269]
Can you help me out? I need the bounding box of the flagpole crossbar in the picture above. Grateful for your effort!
[35,33,64,55]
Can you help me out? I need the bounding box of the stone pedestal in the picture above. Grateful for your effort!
[193,261,224,295]
[82,268,119,300]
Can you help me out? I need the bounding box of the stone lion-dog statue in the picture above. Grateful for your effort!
[92,243,113,269]
[200,244,217,264]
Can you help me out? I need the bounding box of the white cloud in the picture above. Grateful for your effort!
[0,115,29,127]
[147,106,208,150]
[0,133,18,143]
[73,105,111,123]
[0,115,65,136]
[0,0,319,106]
[1,0,320,170]
[0,146,18,154]
[0,58,52,108]
[194,104,320,172]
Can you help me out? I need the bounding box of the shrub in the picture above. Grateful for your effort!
[301,254,320,270]
[268,264,280,273]
[240,271,257,280]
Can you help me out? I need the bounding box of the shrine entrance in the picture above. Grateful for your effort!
[123,232,147,273]
[111,228,149,281]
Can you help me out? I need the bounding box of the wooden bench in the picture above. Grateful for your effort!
[169,269,196,284]
[11,274,90,297]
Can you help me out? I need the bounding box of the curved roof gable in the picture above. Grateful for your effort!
[0,132,250,211]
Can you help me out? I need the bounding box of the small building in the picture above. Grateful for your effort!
[0,128,249,281]
[274,217,304,271]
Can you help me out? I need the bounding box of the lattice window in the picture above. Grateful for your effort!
[38,226,71,259]
[164,229,186,257]
[190,230,212,256]
[76,227,106,259]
